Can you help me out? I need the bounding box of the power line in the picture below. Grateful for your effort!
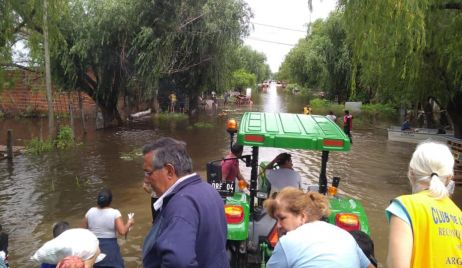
[251,22,307,33]
[247,37,296,47]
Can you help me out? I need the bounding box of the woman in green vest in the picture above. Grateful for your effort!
[386,141,461,268]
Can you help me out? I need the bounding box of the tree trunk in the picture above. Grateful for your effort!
[43,0,55,138]
[423,100,434,129]
[68,92,75,138]
[447,91,462,139]
[99,104,122,128]
[91,87,123,128]
[78,91,87,134]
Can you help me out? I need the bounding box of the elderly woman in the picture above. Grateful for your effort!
[83,189,134,268]
[264,187,373,268]
[386,141,461,268]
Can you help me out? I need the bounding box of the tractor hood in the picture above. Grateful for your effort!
[236,112,351,151]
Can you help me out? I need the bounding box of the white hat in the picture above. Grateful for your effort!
[31,228,105,264]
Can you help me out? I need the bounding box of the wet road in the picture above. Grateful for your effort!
[0,84,461,267]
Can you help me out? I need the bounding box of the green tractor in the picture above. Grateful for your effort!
[206,112,370,267]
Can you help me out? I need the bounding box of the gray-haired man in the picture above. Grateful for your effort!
[142,137,229,268]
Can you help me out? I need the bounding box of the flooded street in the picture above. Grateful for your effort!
[1,85,461,267]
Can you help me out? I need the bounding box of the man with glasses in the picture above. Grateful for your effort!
[141,137,228,268]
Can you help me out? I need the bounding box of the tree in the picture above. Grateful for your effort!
[341,0,462,137]
[51,0,137,127]
[1,0,66,135]
[231,68,256,91]
[3,0,253,125]
[231,45,271,84]
[277,13,352,102]
[132,0,252,111]
[43,0,55,136]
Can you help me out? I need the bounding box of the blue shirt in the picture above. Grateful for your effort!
[142,174,229,268]
[267,221,370,268]
[385,199,411,225]
[401,121,411,131]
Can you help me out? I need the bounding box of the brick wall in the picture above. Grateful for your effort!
[0,69,96,116]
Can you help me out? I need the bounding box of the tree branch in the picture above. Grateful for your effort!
[178,13,205,30]
[0,62,40,73]
[164,57,212,74]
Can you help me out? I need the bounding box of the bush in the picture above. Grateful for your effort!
[309,98,344,116]
[360,103,397,126]
[153,112,188,121]
[26,138,54,155]
[285,83,312,96]
[55,126,75,150]
[192,122,213,128]
[302,99,397,129]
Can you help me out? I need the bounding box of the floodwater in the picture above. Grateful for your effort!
[0,84,461,267]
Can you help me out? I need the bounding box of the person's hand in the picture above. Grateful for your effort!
[128,213,135,226]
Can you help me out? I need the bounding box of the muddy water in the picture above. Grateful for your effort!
[0,85,461,267]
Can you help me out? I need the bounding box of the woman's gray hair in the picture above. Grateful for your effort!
[408,141,454,199]
[143,137,192,177]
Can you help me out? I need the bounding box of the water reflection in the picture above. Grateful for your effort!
[0,90,461,267]
[261,82,284,113]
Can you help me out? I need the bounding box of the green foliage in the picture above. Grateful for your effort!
[2,0,253,123]
[192,122,214,128]
[278,12,352,102]
[20,105,41,117]
[132,0,252,108]
[55,126,74,150]
[285,83,311,97]
[359,103,397,126]
[25,127,79,157]
[50,0,137,127]
[153,112,188,121]
[308,98,344,115]
[25,138,53,155]
[341,0,462,107]
[231,69,256,90]
[229,46,271,84]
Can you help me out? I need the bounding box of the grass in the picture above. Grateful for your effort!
[25,125,75,154]
[153,112,188,121]
[25,138,54,154]
[308,98,398,129]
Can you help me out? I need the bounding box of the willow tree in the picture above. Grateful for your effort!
[231,45,271,84]
[277,13,352,102]
[50,0,138,127]
[342,0,462,137]
[132,0,251,111]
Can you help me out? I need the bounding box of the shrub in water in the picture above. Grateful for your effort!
[26,138,53,155]
[55,126,75,150]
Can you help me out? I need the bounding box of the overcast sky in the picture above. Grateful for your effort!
[244,0,337,73]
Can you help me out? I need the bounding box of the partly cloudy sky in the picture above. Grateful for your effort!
[244,0,338,73]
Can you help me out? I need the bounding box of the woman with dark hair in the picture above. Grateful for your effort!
[83,189,134,268]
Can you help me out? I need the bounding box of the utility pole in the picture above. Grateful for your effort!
[43,0,55,138]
